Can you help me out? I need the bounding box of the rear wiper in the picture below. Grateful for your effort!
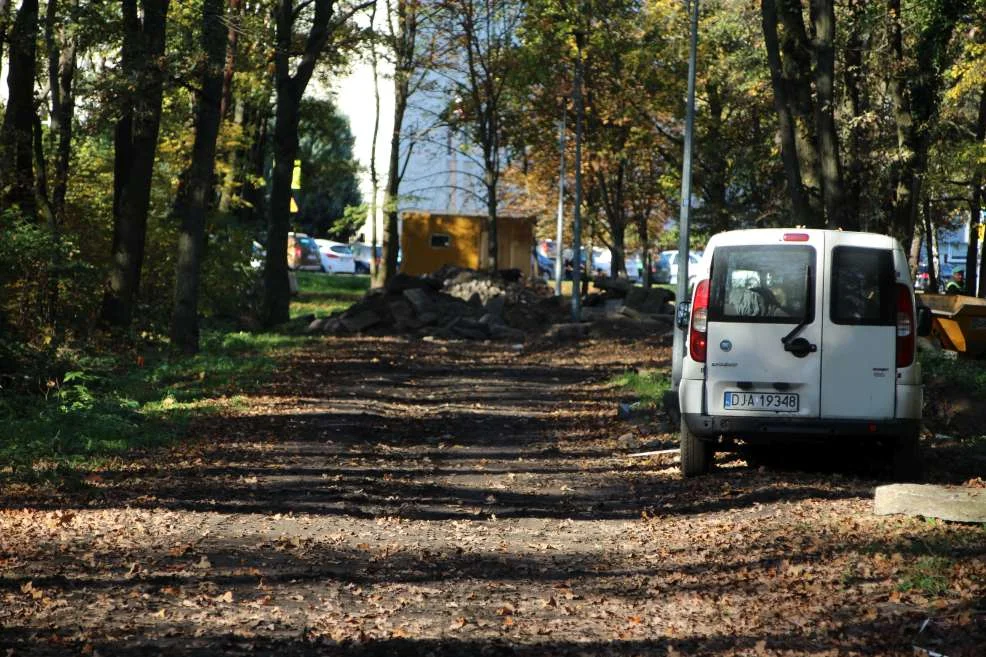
[782,264,813,346]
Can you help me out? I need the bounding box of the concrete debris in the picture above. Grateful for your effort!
[308,267,676,341]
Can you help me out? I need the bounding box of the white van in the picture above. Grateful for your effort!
[677,229,930,479]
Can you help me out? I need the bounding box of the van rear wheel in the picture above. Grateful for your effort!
[680,417,713,476]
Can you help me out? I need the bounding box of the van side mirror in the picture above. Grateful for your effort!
[676,301,691,330]
[916,306,932,337]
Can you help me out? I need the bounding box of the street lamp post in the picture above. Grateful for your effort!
[670,0,700,396]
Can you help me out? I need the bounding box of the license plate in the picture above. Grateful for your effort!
[724,391,799,412]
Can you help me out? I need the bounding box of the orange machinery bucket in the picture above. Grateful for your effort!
[916,292,986,358]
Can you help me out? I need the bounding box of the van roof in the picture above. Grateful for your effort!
[706,228,897,250]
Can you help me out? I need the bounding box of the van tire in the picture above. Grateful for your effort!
[680,417,713,476]
[892,431,923,482]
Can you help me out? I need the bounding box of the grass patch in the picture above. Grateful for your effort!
[919,350,986,396]
[0,329,313,480]
[897,556,952,596]
[2,274,365,481]
[610,369,671,408]
[292,272,369,319]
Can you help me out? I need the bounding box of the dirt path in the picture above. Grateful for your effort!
[1,335,984,656]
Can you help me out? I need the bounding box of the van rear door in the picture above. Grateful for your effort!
[704,235,822,419]
[820,234,897,418]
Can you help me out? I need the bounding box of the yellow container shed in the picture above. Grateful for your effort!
[400,211,536,277]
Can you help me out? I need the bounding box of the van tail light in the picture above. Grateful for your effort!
[294,246,302,260]
[690,279,710,362]
[896,283,915,368]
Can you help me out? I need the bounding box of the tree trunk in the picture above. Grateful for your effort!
[170,0,226,354]
[102,0,170,328]
[380,0,417,285]
[704,82,730,235]
[368,0,381,282]
[886,0,964,252]
[45,0,78,226]
[260,0,337,327]
[486,176,498,271]
[842,0,867,231]
[219,0,242,120]
[760,0,815,226]
[216,0,242,215]
[0,0,38,219]
[382,84,407,282]
[809,0,849,229]
[237,103,269,225]
[260,89,299,327]
[886,0,918,248]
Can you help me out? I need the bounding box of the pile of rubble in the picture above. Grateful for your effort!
[306,267,677,342]
[307,266,562,341]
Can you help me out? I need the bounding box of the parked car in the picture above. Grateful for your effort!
[535,250,555,279]
[677,228,931,479]
[589,247,611,276]
[624,251,644,282]
[287,232,323,271]
[655,249,702,286]
[250,240,265,270]
[314,239,356,274]
[351,242,382,274]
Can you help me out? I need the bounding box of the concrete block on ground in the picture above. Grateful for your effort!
[874,483,986,523]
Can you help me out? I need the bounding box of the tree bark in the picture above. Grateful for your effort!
[809,0,849,229]
[380,0,417,285]
[216,0,242,215]
[45,0,78,226]
[842,0,867,231]
[368,0,381,282]
[760,0,814,226]
[886,0,965,252]
[260,0,338,327]
[382,79,407,283]
[170,0,226,354]
[101,0,170,328]
[0,0,39,219]
[886,0,918,248]
[219,0,242,121]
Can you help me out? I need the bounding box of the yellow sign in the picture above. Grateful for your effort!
[290,196,298,213]
[291,159,302,190]
[978,223,984,241]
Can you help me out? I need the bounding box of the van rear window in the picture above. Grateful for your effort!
[708,245,815,324]
[830,246,895,325]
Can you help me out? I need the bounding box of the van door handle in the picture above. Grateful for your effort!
[783,336,817,358]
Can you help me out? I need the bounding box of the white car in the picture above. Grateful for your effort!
[677,228,931,479]
[625,251,646,282]
[657,249,702,286]
[250,241,265,270]
[314,239,356,274]
[589,246,611,276]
